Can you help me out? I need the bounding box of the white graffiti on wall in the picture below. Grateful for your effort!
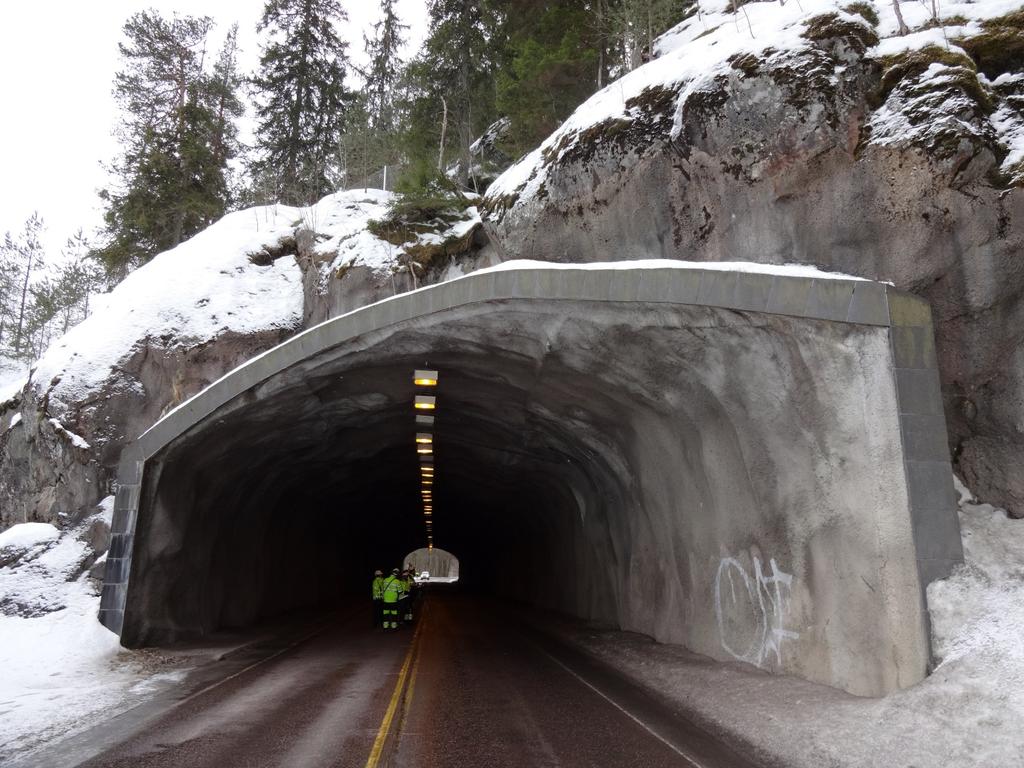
[714,555,799,667]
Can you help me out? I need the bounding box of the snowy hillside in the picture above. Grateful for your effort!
[487,0,1024,211]
[18,188,483,421]
[26,194,343,417]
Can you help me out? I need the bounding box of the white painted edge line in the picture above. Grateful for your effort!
[173,619,336,709]
[538,647,706,768]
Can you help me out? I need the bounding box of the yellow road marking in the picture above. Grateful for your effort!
[364,610,425,768]
[401,612,425,724]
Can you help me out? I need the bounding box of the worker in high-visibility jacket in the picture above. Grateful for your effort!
[371,570,385,627]
[400,568,415,624]
[381,568,404,630]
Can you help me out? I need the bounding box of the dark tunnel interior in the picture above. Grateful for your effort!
[129,334,627,643]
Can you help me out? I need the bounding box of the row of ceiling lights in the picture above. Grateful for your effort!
[414,370,438,550]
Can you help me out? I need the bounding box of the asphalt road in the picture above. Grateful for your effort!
[72,593,756,768]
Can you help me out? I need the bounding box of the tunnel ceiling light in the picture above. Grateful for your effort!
[415,433,433,444]
[421,468,434,475]
[414,370,439,387]
[416,415,435,426]
[415,395,436,411]
[417,447,433,455]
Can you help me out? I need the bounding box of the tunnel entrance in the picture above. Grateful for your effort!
[100,263,963,696]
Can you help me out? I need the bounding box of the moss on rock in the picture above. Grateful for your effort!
[729,52,763,77]
[247,235,299,266]
[842,2,879,27]
[874,45,987,109]
[803,12,880,54]
[368,192,478,270]
[957,10,1024,78]
[539,84,682,172]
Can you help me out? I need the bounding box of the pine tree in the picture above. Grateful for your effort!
[335,0,409,191]
[602,0,692,73]
[95,12,243,277]
[208,25,247,206]
[28,257,102,358]
[251,0,354,205]
[336,95,377,189]
[0,213,45,360]
[364,0,408,137]
[496,2,601,155]
[400,0,505,191]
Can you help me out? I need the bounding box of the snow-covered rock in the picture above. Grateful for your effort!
[482,0,1024,518]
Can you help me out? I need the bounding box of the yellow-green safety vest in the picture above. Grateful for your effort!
[381,575,404,603]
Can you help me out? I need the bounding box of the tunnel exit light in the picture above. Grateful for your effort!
[414,369,439,387]
[414,395,436,410]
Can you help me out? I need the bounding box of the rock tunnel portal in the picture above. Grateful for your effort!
[100,263,963,697]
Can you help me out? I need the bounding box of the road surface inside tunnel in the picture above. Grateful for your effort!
[70,592,757,768]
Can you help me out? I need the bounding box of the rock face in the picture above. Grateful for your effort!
[482,9,1024,517]
[0,329,295,530]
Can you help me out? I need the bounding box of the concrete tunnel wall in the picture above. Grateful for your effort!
[100,264,964,697]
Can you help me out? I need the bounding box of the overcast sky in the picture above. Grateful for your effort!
[0,1,427,257]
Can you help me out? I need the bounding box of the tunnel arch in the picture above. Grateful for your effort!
[100,263,962,696]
